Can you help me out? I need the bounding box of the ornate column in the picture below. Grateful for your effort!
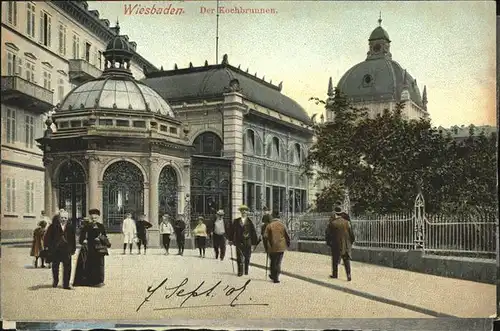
[87,155,100,210]
[148,157,160,247]
[222,87,247,220]
[43,158,53,217]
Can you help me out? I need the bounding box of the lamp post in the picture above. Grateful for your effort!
[184,193,191,238]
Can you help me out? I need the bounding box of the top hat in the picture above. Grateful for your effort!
[89,208,101,216]
[216,209,225,216]
[239,204,249,211]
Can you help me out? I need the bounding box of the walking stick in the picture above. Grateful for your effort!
[265,253,268,279]
[230,244,235,273]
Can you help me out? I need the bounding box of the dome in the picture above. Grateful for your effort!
[337,58,423,107]
[60,76,175,117]
[106,34,134,53]
[369,26,390,41]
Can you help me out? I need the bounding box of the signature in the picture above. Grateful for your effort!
[136,277,269,311]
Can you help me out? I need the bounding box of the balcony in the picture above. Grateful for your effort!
[1,76,54,113]
[68,59,102,85]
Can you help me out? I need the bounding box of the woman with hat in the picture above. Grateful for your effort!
[73,209,109,287]
[193,216,208,258]
[30,220,48,268]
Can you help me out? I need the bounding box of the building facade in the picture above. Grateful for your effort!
[142,55,315,229]
[329,17,429,122]
[1,1,157,239]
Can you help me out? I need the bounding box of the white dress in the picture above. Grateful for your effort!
[122,217,137,244]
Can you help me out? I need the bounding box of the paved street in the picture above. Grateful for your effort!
[1,245,495,322]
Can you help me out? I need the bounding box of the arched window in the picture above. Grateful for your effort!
[266,136,282,160]
[193,132,223,157]
[293,143,301,164]
[243,129,255,155]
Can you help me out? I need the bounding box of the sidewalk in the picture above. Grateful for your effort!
[245,251,495,318]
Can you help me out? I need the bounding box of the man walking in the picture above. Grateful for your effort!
[122,212,137,254]
[136,213,152,255]
[211,209,228,261]
[264,210,291,283]
[44,210,76,289]
[228,205,258,276]
[325,207,355,281]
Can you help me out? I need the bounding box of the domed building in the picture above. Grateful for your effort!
[327,17,429,121]
[37,29,193,242]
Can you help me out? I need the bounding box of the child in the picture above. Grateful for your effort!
[30,220,47,268]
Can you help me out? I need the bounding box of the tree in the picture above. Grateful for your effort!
[303,89,496,214]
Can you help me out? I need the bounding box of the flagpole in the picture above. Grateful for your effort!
[216,0,220,64]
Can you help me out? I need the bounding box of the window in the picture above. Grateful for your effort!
[72,33,80,59]
[265,187,271,209]
[25,180,35,214]
[26,2,36,38]
[57,78,65,102]
[25,59,35,82]
[25,115,34,148]
[268,137,280,160]
[58,23,66,55]
[256,185,262,210]
[98,51,102,69]
[39,11,52,47]
[85,42,91,62]
[293,143,302,164]
[5,178,16,213]
[6,108,17,143]
[6,51,22,76]
[244,129,255,154]
[43,69,51,90]
[7,1,17,26]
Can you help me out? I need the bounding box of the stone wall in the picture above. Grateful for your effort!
[296,240,497,284]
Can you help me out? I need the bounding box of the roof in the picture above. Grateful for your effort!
[59,76,175,117]
[337,58,424,107]
[141,63,311,124]
[369,26,391,42]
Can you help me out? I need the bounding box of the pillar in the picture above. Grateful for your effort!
[148,157,159,247]
[43,159,53,217]
[88,155,100,210]
[222,91,246,220]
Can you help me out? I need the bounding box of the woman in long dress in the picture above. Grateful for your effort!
[30,220,47,268]
[73,209,108,287]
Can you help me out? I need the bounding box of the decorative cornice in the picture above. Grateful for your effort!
[57,69,68,76]
[24,52,37,60]
[42,61,54,69]
[5,42,19,52]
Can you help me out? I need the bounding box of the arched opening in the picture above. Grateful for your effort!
[190,131,231,225]
[57,160,86,229]
[102,161,144,232]
[193,131,223,157]
[158,165,178,221]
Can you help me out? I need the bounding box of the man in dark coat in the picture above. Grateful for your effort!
[228,204,258,276]
[264,210,291,283]
[174,218,186,255]
[325,207,355,281]
[44,210,76,289]
[135,213,152,254]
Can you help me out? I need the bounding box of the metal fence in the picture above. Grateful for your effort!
[287,192,497,259]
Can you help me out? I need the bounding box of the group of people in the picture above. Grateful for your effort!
[30,208,110,290]
[30,202,355,290]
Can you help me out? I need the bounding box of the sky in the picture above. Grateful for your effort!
[88,1,496,127]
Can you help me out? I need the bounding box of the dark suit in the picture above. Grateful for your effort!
[325,216,355,280]
[44,222,76,288]
[229,217,258,276]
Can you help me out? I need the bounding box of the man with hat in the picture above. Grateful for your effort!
[211,209,229,261]
[228,204,258,276]
[325,206,355,281]
[136,213,152,255]
[260,206,272,243]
